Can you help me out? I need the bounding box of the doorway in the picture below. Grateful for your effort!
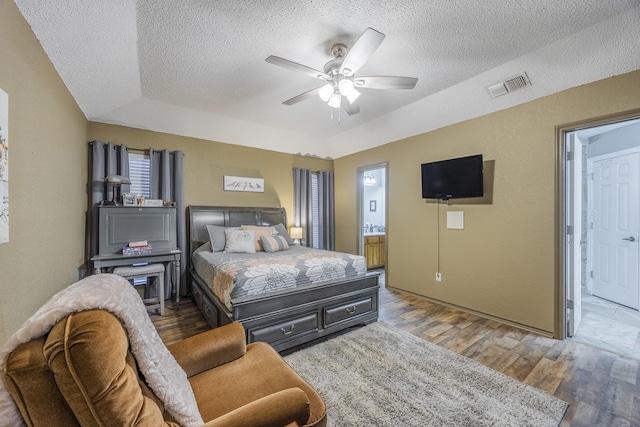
[562,115,640,358]
[358,163,387,282]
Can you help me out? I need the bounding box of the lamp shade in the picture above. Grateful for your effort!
[289,226,303,240]
[105,174,131,185]
[338,78,354,96]
[318,83,334,102]
[328,92,341,108]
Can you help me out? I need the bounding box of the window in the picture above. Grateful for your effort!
[128,152,151,283]
[311,173,320,248]
[128,152,151,199]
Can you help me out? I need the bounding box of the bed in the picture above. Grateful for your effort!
[187,205,379,352]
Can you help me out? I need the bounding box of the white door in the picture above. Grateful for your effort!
[566,135,583,336]
[590,150,640,309]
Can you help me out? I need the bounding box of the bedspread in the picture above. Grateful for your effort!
[192,245,367,310]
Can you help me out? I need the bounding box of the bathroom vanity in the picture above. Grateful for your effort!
[364,233,385,269]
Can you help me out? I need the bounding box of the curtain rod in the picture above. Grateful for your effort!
[128,147,185,156]
[127,147,148,154]
[294,168,331,174]
[89,142,184,156]
[88,141,147,153]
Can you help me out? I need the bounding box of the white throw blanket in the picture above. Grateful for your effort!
[0,274,204,427]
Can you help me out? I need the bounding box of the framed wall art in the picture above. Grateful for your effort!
[0,88,8,244]
[224,175,264,192]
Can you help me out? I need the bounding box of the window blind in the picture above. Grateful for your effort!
[128,152,151,198]
[311,173,320,248]
[128,152,151,285]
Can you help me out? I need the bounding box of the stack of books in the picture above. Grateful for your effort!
[122,240,152,255]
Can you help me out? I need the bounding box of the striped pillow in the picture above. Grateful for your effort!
[259,235,290,253]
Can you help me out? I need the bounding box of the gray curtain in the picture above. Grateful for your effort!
[317,171,335,250]
[89,141,129,258]
[150,148,186,297]
[293,168,335,250]
[293,168,313,246]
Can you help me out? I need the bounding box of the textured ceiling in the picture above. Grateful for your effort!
[14,0,640,158]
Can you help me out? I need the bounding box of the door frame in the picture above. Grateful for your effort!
[565,132,584,337]
[357,162,388,271]
[555,108,640,340]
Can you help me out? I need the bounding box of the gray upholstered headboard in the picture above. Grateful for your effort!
[187,205,287,264]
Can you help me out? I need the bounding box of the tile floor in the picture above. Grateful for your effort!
[572,292,640,359]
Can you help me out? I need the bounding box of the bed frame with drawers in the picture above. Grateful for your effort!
[187,205,379,352]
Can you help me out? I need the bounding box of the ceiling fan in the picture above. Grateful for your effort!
[265,27,418,117]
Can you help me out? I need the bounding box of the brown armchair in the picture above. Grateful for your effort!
[3,309,326,426]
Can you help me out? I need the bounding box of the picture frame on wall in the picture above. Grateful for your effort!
[0,88,8,244]
[369,200,377,212]
[224,175,264,192]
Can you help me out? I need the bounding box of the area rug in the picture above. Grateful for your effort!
[284,322,567,426]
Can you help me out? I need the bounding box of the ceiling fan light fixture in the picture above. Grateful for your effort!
[338,78,355,96]
[318,83,334,102]
[346,89,360,104]
[266,28,417,120]
[328,92,342,108]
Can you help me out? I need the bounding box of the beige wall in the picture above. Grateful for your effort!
[335,70,640,334]
[0,0,88,343]
[87,122,332,222]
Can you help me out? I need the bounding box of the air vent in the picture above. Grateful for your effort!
[486,72,531,98]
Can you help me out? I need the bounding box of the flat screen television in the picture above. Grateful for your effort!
[421,154,484,200]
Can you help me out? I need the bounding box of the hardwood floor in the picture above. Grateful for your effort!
[152,286,640,426]
[150,299,210,346]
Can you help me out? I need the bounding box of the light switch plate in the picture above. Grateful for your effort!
[447,211,464,229]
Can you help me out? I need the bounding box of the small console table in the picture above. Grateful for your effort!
[91,249,182,306]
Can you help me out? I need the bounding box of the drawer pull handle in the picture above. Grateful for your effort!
[280,325,295,335]
[346,306,357,315]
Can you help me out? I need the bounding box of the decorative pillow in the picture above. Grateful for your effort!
[260,235,290,253]
[224,229,256,253]
[270,223,295,245]
[240,225,272,251]
[206,225,228,252]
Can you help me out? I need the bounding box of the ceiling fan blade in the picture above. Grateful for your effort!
[340,28,385,75]
[343,100,360,116]
[354,76,418,90]
[266,56,329,80]
[283,87,321,105]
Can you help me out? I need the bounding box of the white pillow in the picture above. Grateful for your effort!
[224,228,256,253]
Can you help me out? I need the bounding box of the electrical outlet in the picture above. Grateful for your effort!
[435,272,442,282]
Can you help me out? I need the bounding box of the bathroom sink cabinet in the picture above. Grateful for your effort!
[364,235,386,269]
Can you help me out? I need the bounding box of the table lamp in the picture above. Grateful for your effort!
[289,226,303,245]
[104,175,131,206]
